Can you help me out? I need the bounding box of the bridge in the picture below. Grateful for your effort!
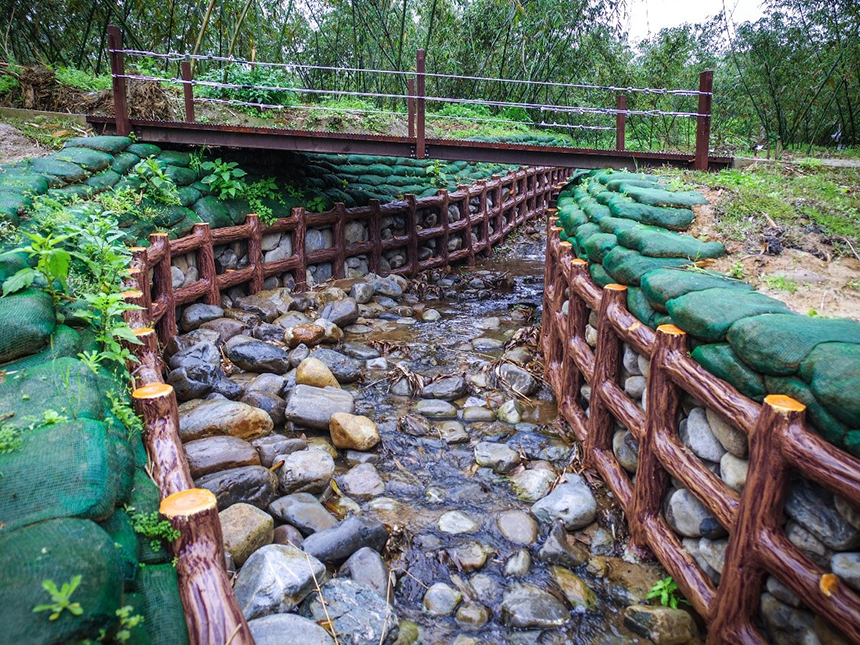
[90,26,732,171]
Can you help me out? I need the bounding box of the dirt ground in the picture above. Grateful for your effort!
[691,191,860,321]
[0,123,50,164]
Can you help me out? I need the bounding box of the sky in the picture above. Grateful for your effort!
[624,0,767,44]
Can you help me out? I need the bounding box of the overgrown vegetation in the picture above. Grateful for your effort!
[125,506,181,552]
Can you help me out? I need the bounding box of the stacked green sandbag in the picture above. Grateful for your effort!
[553,168,860,457]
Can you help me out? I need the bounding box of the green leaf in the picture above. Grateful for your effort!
[2,267,36,296]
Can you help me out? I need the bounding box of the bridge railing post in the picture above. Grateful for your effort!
[407,78,415,139]
[416,49,426,159]
[107,25,130,136]
[616,94,626,151]
[694,70,714,171]
[181,61,195,123]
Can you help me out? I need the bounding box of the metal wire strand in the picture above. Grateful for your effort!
[114,73,709,118]
[110,48,712,96]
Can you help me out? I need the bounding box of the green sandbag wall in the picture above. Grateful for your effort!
[554,168,860,457]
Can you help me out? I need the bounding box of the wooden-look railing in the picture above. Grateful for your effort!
[118,166,567,645]
[541,217,860,645]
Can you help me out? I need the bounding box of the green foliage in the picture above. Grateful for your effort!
[0,73,20,96]
[1,231,73,303]
[32,575,84,621]
[107,605,144,643]
[727,262,745,280]
[305,195,328,213]
[198,65,296,108]
[0,421,22,454]
[54,67,111,91]
[39,409,69,426]
[126,506,180,552]
[761,274,799,294]
[424,160,448,188]
[200,159,248,199]
[647,576,688,609]
[133,159,181,205]
[107,390,144,441]
[75,292,142,369]
[246,177,281,224]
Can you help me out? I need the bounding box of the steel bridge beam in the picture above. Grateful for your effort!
[88,117,733,170]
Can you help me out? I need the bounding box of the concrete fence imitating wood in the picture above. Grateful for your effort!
[118,166,568,645]
[541,219,860,645]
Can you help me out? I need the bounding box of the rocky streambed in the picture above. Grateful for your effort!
[164,226,696,645]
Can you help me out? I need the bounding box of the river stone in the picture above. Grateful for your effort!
[421,376,469,400]
[234,543,327,619]
[200,317,247,343]
[184,435,260,478]
[551,566,596,610]
[502,583,570,629]
[319,298,360,327]
[219,503,274,566]
[497,363,538,396]
[252,435,307,467]
[301,514,389,564]
[315,318,344,344]
[414,399,457,419]
[340,463,385,499]
[537,521,589,566]
[623,344,642,375]
[240,390,286,426]
[310,348,362,383]
[497,510,538,545]
[196,465,279,510]
[276,312,312,329]
[505,549,532,577]
[179,303,224,331]
[766,576,802,608]
[351,282,375,304]
[180,399,273,441]
[474,441,520,474]
[247,372,288,397]
[786,521,833,568]
[269,492,338,535]
[449,541,494,571]
[168,341,221,370]
[705,408,748,457]
[699,537,728,574]
[506,430,570,463]
[438,510,480,534]
[531,474,597,530]
[720,453,749,493]
[438,420,469,443]
[285,384,355,430]
[234,294,279,322]
[285,323,326,348]
[279,449,336,494]
[371,276,403,298]
[510,467,556,502]
[624,375,647,400]
[456,603,490,630]
[340,547,391,601]
[830,552,860,593]
[472,337,504,351]
[296,356,340,388]
[168,364,243,401]
[248,614,335,645]
[330,412,381,450]
[497,399,522,424]
[423,582,462,616]
[681,408,726,463]
[302,578,399,645]
[624,605,697,645]
[666,488,726,539]
[463,406,496,422]
[226,341,292,374]
[785,479,860,550]
[760,592,818,645]
[613,430,639,473]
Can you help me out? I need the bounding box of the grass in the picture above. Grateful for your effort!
[761,274,799,293]
[1,115,89,149]
[657,163,860,257]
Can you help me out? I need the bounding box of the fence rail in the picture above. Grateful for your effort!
[118,166,566,645]
[541,219,860,644]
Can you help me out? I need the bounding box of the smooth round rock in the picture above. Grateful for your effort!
[497,510,538,545]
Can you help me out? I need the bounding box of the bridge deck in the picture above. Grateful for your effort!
[88,116,733,170]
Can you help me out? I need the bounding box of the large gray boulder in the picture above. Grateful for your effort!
[284,384,355,430]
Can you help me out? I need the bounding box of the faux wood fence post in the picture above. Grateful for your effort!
[616,95,626,151]
[149,233,177,343]
[132,382,193,496]
[107,25,130,136]
[293,207,308,290]
[479,180,490,255]
[122,289,151,329]
[415,50,426,159]
[160,489,254,645]
[707,395,803,645]
[584,285,626,464]
[460,185,475,264]
[564,258,590,418]
[246,213,265,293]
[181,61,195,123]
[439,189,450,266]
[406,195,419,274]
[407,78,415,139]
[369,199,382,274]
[194,223,221,306]
[694,70,714,171]
[333,203,347,279]
[130,327,163,389]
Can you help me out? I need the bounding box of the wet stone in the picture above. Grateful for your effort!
[310,348,362,383]
[507,430,569,463]
[497,399,522,424]
[760,592,817,645]
[463,406,496,422]
[269,492,338,535]
[351,282,375,304]
[179,399,273,442]
[423,582,462,616]
[497,510,538,545]
[537,521,589,567]
[330,412,381,451]
[551,566,596,610]
[497,362,538,396]
[472,337,504,351]
[613,430,639,474]
[180,303,224,331]
[449,541,493,571]
[234,543,327,619]
[278,449,336,494]
[341,342,381,360]
[240,390,286,426]
[421,376,469,400]
[302,578,399,645]
[438,420,469,443]
[624,604,697,645]
[273,524,304,548]
[195,465,279,510]
[340,546,391,601]
[340,463,385,499]
[456,603,490,630]
[248,613,335,645]
[184,435,260,478]
[252,435,307,467]
[785,479,860,550]
[438,510,480,534]
[509,467,556,502]
[302,514,389,564]
[296,356,340,388]
[474,441,520,474]
[319,297,360,327]
[414,399,457,419]
[531,473,597,530]
[285,384,355,430]
[502,583,570,629]
[219,502,274,567]
[505,549,532,577]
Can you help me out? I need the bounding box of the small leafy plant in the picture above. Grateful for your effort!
[102,605,144,643]
[33,575,84,621]
[133,159,180,205]
[1,231,72,303]
[306,195,329,213]
[126,506,180,552]
[0,421,22,453]
[647,576,688,609]
[200,159,248,199]
[425,160,448,188]
[761,274,799,294]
